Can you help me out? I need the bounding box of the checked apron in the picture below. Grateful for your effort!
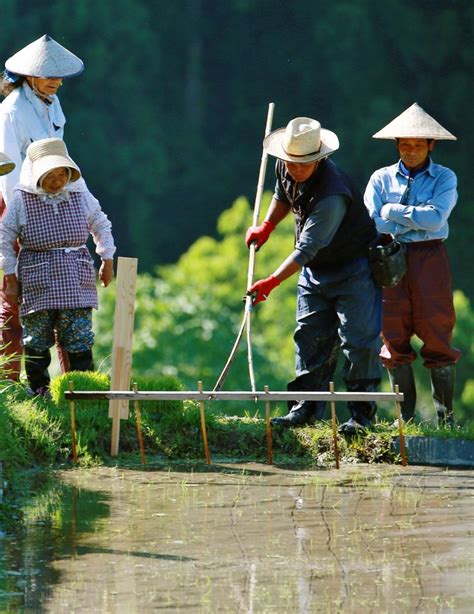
[17,191,98,316]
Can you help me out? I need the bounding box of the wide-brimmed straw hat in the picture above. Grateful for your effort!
[0,152,15,176]
[373,102,457,140]
[264,117,339,163]
[5,34,84,78]
[27,138,81,187]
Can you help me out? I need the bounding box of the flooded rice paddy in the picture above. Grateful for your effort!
[1,462,473,612]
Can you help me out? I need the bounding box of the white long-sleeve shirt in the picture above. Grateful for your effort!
[0,82,66,206]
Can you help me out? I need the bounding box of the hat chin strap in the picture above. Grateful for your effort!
[29,77,55,103]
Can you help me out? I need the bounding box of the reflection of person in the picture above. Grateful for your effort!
[0,138,115,396]
[0,34,84,379]
[246,117,382,434]
[364,103,460,426]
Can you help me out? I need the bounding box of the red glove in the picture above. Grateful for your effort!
[248,275,281,305]
[245,220,276,250]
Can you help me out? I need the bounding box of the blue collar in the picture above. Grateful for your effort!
[398,157,434,178]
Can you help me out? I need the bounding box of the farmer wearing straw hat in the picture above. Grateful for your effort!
[0,138,115,396]
[364,103,460,427]
[246,117,382,434]
[0,34,84,380]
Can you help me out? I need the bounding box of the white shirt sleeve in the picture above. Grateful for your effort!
[0,190,24,274]
[81,190,116,260]
[0,110,23,207]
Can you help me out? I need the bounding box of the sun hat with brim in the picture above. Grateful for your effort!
[373,102,457,141]
[264,117,339,163]
[27,138,81,188]
[0,152,15,176]
[5,34,84,79]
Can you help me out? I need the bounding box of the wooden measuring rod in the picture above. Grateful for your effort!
[70,390,404,403]
[65,388,405,462]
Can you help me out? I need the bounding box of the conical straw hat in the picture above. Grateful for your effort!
[373,103,456,140]
[5,34,84,78]
[0,151,15,176]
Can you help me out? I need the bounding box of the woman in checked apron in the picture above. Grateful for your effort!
[0,137,115,395]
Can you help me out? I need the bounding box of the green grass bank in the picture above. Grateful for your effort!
[1,372,473,479]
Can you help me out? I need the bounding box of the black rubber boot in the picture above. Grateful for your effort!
[387,364,417,421]
[67,349,94,372]
[24,347,51,393]
[338,381,378,436]
[271,401,315,428]
[430,364,456,428]
[285,354,338,425]
[338,410,374,436]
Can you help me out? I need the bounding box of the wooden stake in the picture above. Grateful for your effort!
[329,381,340,470]
[109,257,138,456]
[198,381,211,464]
[395,384,408,466]
[69,381,78,464]
[264,385,273,465]
[133,383,146,465]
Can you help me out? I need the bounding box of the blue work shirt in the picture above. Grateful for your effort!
[364,157,457,242]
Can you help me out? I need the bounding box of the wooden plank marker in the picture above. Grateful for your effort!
[264,385,273,465]
[69,380,78,464]
[395,384,408,466]
[329,381,340,470]
[109,257,138,456]
[198,380,211,464]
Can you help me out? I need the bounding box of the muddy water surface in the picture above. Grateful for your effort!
[1,463,473,612]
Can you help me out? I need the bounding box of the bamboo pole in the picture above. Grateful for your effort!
[264,385,273,464]
[395,384,408,466]
[109,257,138,456]
[246,102,275,392]
[329,381,340,469]
[213,102,274,393]
[198,381,211,464]
[69,381,78,464]
[133,383,146,465]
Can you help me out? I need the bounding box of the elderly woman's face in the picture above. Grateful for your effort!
[26,76,63,97]
[285,160,319,182]
[41,167,69,194]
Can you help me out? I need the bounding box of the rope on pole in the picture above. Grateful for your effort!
[212,310,249,392]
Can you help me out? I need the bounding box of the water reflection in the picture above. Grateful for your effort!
[1,464,473,612]
[1,473,109,611]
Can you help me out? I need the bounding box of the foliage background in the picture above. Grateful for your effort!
[1,0,473,422]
